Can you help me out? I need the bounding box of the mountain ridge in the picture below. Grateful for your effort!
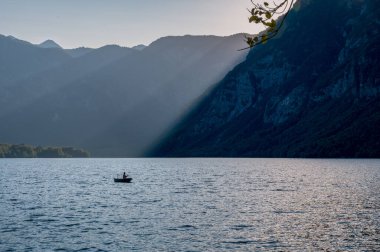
[0,35,71,85]
[0,33,250,156]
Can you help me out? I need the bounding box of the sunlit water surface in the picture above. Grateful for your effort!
[0,158,379,251]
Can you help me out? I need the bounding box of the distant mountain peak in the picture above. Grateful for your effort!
[38,39,62,49]
[132,44,147,51]
[7,35,18,40]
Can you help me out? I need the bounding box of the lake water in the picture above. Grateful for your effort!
[0,158,379,251]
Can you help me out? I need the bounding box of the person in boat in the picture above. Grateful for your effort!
[123,172,128,179]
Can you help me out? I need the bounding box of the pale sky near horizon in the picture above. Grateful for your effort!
[0,0,266,49]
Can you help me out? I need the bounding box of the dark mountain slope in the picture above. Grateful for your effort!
[153,0,380,157]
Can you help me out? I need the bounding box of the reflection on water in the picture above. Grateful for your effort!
[0,158,379,251]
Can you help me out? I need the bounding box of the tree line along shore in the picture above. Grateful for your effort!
[0,144,90,158]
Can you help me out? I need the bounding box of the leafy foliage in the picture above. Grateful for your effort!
[0,144,90,158]
[244,0,294,49]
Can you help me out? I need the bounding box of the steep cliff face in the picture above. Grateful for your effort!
[154,0,380,157]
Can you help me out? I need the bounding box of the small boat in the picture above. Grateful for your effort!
[114,178,132,183]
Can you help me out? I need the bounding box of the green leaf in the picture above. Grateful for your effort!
[261,34,268,44]
[246,37,255,47]
[268,19,276,28]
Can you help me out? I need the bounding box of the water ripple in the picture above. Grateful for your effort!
[0,158,379,251]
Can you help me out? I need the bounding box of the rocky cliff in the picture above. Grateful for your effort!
[154,0,380,157]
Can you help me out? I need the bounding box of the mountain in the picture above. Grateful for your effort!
[38,39,62,49]
[153,0,380,158]
[65,47,94,58]
[0,45,136,118]
[0,35,71,85]
[0,34,249,156]
[132,44,147,51]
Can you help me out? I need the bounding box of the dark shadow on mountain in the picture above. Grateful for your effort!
[151,0,380,158]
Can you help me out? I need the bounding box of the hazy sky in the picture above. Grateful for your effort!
[0,0,265,49]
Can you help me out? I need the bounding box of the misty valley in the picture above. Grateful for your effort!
[0,34,248,157]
